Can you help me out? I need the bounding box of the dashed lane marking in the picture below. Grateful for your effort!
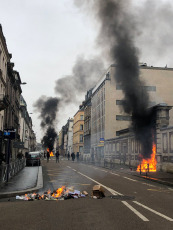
[67,166,173,222]
[110,172,120,176]
[142,183,156,187]
[122,201,149,222]
[123,177,137,182]
[101,169,108,173]
[133,201,173,221]
[67,166,71,168]
[77,171,123,196]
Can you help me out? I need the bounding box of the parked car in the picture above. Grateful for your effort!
[26,151,41,166]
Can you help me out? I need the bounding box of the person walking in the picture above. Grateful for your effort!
[71,152,75,162]
[47,150,50,163]
[56,149,60,163]
[67,152,70,160]
[76,152,79,162]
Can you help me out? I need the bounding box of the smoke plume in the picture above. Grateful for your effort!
[41,127,57,152]
[74,0,156,159]
[54,56,104,104]
[34,96,59,151]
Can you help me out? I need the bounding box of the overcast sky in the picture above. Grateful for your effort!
[0,0,173,142]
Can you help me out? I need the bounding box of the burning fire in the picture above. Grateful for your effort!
[52,186,66,198]
[137,143,157,172]
[47,148,54,157]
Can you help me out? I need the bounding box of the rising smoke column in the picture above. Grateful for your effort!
[54,56,104,104]
[74,0,155,159]
[34,96,59,151]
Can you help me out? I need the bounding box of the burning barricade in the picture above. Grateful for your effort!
[16,186,87,201]
[137,143,157,174]
[16,185,105,201]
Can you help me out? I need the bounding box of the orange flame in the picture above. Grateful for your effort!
[50,152,54,156]
[137,143,157,172]
[52,186,65,198]
[47,148,54,156]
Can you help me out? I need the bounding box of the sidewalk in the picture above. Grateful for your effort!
[104,163,173,187]
[0,166,43,198]
[88,161,173,187]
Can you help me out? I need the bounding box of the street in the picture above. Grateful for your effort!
[0,158,173,230]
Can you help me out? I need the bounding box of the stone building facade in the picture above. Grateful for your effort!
[91,64,173,169]
[73,107,84,156]
[83,89,92,159]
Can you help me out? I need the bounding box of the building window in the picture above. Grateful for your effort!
[80,115,84,120]
[80,134,83,142]
[144,86,156,91]
[116,85,122,90]
[148,101,156,107]
[79,146,83,153]
[116,100,124,105]
[80,124,83,130]
[116,142,120,152]
[116,115,131,121]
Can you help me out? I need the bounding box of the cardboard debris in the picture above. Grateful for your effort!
[92,185,105,199]
[82,191,88,196]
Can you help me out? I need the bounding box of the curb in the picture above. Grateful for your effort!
[133,174,173,187]
[0,166,43,198]
[80,161,173,187]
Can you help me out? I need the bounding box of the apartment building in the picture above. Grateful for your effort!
[73,107,84,156]
[91,64,173,164]
[83,89,92,160]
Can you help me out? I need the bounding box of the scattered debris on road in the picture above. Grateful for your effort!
[92,185,105,199]
[16,186,87,201]
[15,184,106,201]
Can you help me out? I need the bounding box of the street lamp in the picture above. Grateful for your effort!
[21,82,27,85]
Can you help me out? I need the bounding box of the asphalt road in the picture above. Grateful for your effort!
[0,157,173,230]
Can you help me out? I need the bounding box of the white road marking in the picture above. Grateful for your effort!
[133,201,173,221]
[122,201,149,222]
[123,177,137,182]
[101,169,108,173]
[67,166,71,168]
[110,172,120,176]
[142,183,156,187]
[77,171,123,195]
[72,169,77,172]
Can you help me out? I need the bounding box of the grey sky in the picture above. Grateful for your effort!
[0,0,173,142]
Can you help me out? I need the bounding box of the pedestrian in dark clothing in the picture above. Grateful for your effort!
[56,150,60,163]
[71,152,75,162]
[44,151,46,159]
[47,151,50,162]
[67,152,70,160]
[76,152,79,162]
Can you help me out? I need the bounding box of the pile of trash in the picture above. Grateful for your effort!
[16,186,88,201]
[16,185,105,201]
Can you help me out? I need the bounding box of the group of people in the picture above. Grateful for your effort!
[43,149,80,163]
[67,152,80,162]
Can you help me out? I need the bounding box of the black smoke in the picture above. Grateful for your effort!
[41,127,57,152]
[34,96,59,151]
[54,56,104,104]
[74,0,156,159]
